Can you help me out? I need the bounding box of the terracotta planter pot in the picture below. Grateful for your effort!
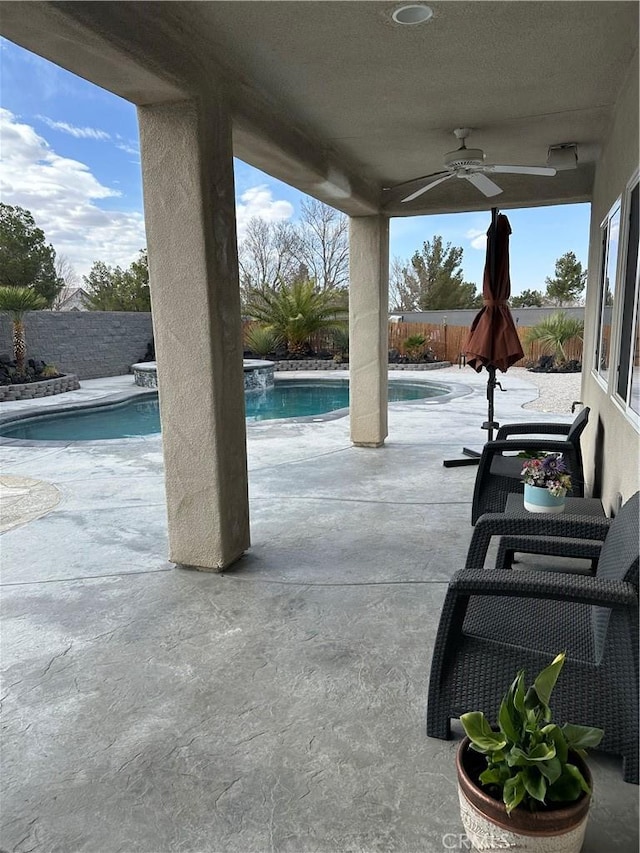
[456,738,592,852]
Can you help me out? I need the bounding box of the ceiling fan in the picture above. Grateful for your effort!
[391,128,557,203]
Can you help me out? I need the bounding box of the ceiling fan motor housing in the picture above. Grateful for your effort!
[444,147,485,169]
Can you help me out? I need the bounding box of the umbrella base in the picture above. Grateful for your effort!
[443,447,482,467]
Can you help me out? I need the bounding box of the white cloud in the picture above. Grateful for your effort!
[236,185,294,240]
[1,111,295,279]
[466,227,487,250]
[0,109,146,278]
[116,141,140,157]
[37,115,111,140]
[115,133,140,158]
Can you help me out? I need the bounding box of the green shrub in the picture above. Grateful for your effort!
[524,312,584,365]
[331,327,349,356]
[244,324,279,357]
[403,334,427,362]
[245,281,347,356]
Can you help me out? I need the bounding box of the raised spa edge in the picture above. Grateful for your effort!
[132,360,275,392]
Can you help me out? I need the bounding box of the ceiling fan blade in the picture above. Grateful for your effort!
[386,171,448,192]
[464,172,503,197]
[490,165,557,176]
[401,173,453,203]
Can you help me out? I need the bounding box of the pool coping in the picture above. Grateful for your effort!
[0,374,475,447]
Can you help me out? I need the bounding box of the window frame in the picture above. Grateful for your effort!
[593,198,622,389]
[611,170,640,428]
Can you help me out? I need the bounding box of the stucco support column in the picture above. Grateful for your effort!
[349,216,389,447]
[138,96,249,570]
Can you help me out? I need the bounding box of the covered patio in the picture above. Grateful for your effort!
[1,1,637,570]
[1,370,638,851]
[0,2,638,850]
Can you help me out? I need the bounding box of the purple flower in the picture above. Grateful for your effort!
[541,454,567,475]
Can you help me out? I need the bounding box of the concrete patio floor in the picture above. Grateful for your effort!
[1,367,637,853]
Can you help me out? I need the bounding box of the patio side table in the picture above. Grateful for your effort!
[466,494,608,571]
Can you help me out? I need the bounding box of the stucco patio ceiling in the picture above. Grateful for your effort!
[1,1,638,216]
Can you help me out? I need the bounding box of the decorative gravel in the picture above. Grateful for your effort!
[507,367,583,414]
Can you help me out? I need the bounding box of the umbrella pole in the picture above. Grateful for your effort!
[482,365,500,441]
[457,365,501,461]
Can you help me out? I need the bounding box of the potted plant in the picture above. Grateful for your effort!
[458,652,603,853]
[520,452,572,513]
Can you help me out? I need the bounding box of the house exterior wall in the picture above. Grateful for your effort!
[57,289,90,311]
[582,49,639,513]
[0,311,153,379]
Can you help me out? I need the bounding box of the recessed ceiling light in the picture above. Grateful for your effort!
[391,4,434,25]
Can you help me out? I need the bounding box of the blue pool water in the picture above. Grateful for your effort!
[0,379,448,441]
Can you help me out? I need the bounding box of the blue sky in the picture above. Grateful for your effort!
[1,38,590,295]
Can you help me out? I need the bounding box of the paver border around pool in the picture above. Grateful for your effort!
[0,374,475,447]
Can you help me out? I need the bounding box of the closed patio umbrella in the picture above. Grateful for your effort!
[444,208,524,466]
[465,210,524,374]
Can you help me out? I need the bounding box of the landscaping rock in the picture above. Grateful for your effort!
[528,355,582,374]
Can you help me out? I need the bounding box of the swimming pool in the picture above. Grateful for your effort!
[0,378,450,441]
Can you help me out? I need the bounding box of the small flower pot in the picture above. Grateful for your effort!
[456,738,592,852]
[524,483,566,514]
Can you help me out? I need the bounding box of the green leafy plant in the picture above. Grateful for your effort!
[331,326,350,357]
[41,363,60,379]
[244,324,279,357]
[461,653,603,815]
[524,312,584,365]
[402,334,427,362]
[245,280,347,357]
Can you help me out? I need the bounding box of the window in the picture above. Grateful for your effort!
[594,200,621,384]
[615,179,640,417]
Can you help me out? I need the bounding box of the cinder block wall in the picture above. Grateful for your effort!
[0,312,154,379]
[392,307,586,326]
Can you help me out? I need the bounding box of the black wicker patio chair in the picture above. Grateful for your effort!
[471,406,590,524]
[495,534,601,572]
[466,496,607,574]
[427,491,639,784]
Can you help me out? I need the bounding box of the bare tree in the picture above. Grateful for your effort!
[238,218,301,303]
[237,200,349,306]
[293,199,349,291]
[52,254,80,310]
[389,255,421,311]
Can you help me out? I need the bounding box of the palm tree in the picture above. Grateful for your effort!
[0,286,47,374]
[403,334,427,363]
[524,311,584,365]
[245,280,347,356]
